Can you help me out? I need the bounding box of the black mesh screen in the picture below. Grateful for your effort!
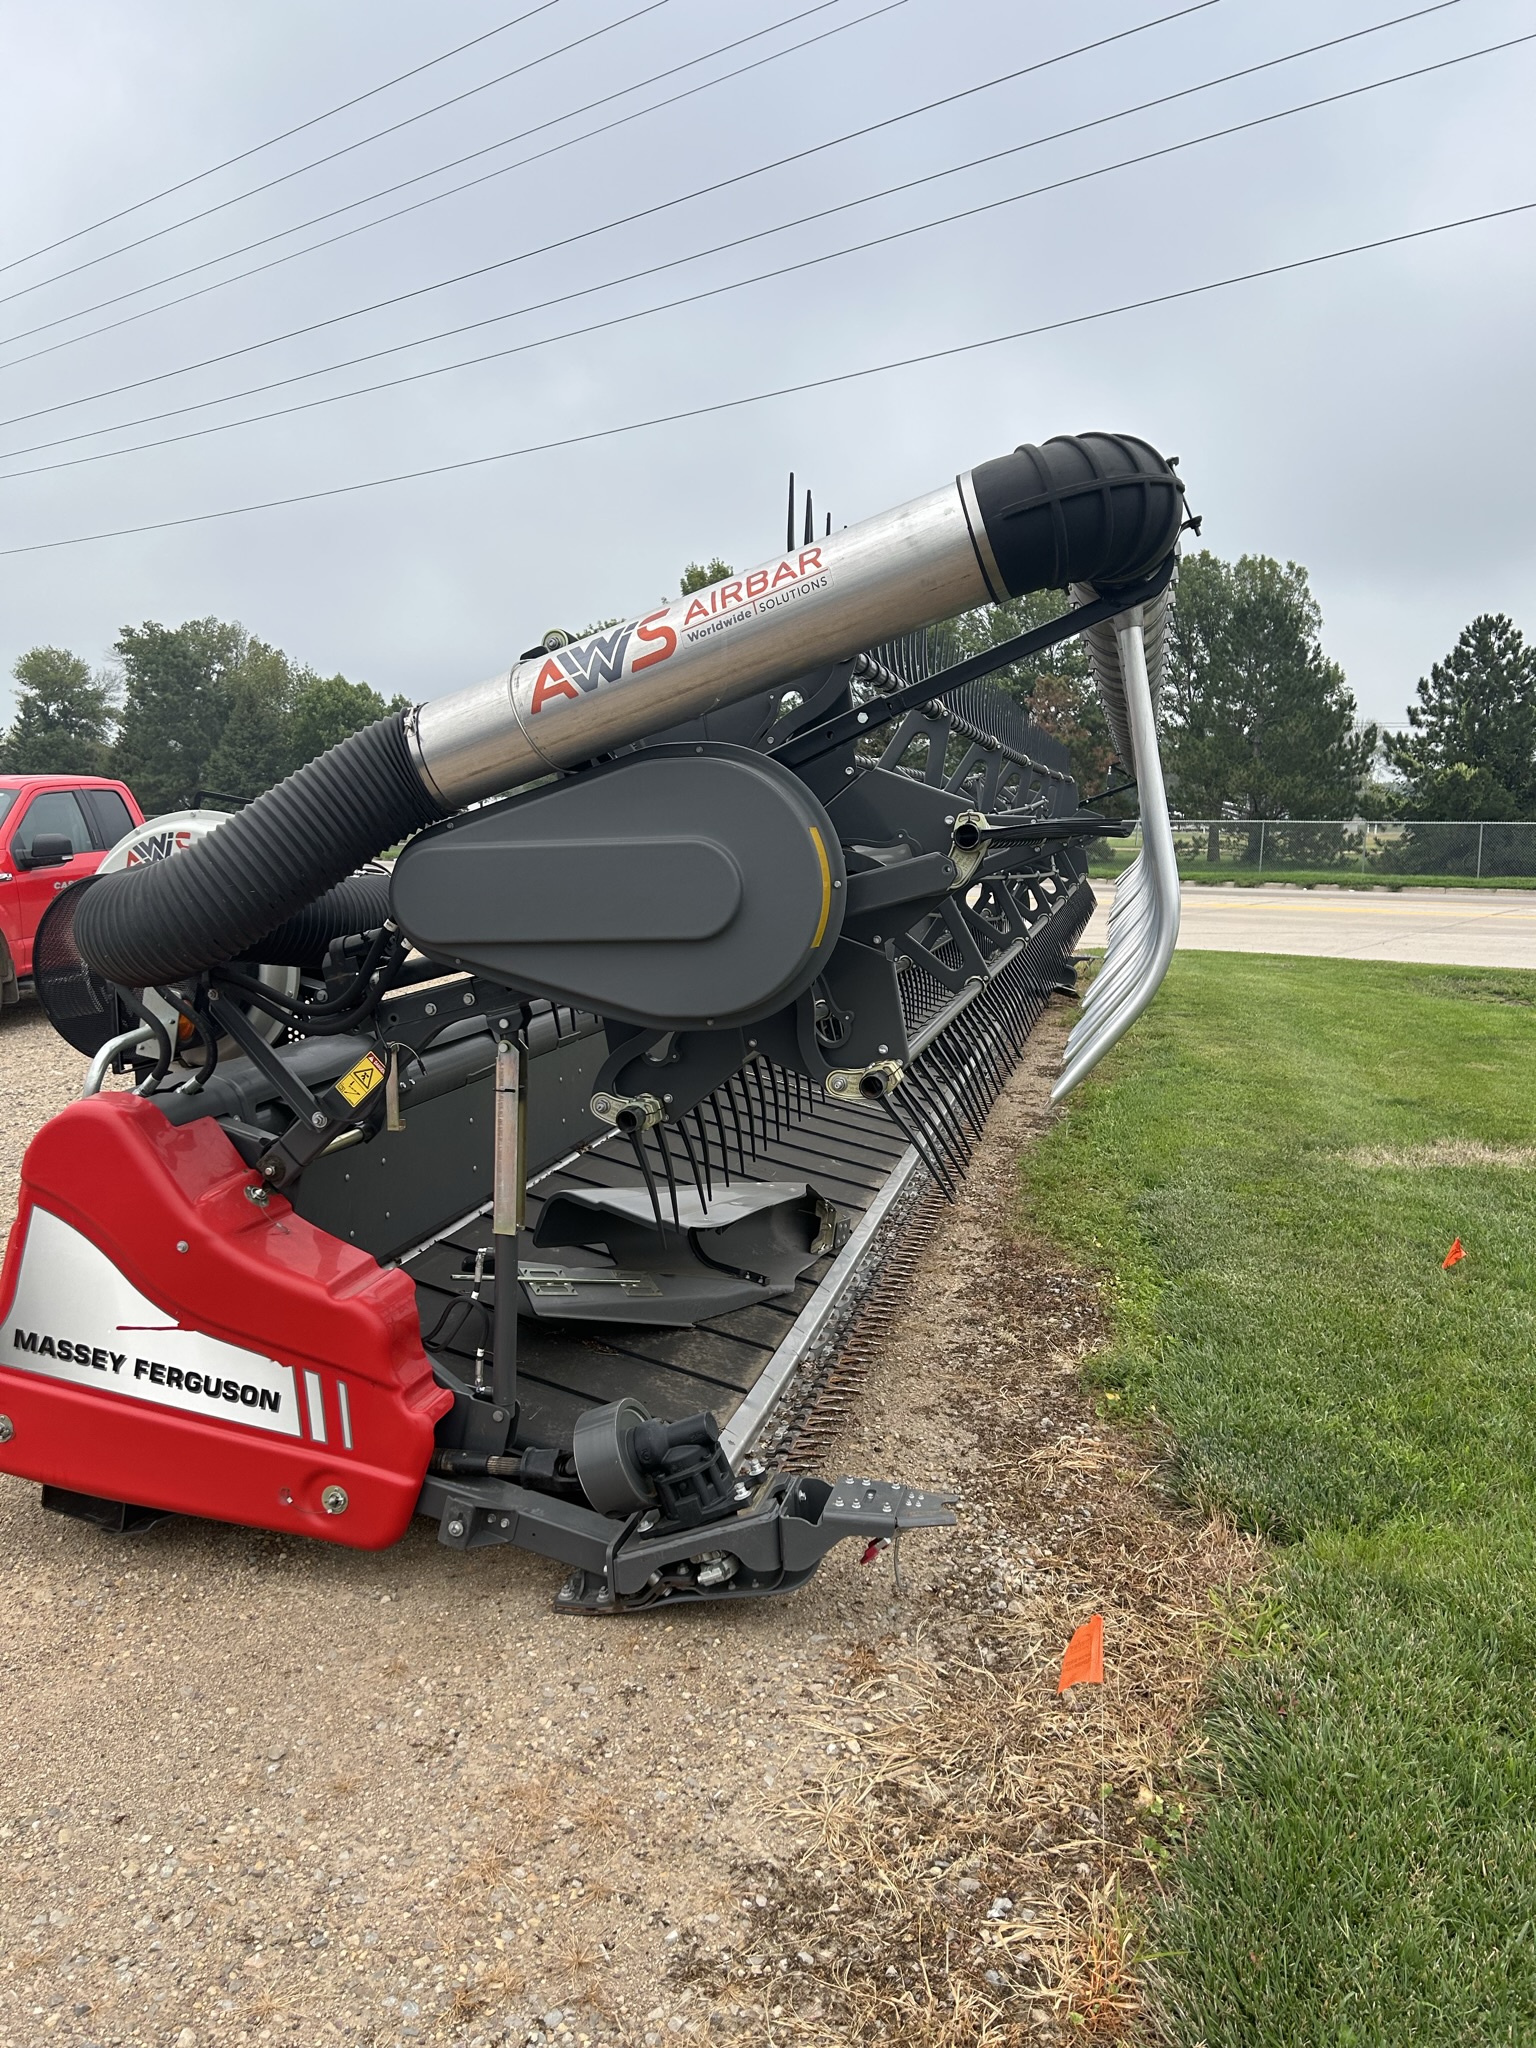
[33,878,126,1056]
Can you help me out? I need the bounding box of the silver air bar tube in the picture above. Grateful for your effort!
[409,487,992,807]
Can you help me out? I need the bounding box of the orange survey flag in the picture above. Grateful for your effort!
[1442,1238,1466,1269]
[1058,1613,1104,1693]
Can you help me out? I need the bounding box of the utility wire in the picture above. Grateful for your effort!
[0,0,673,309]
[1,199,1526,561]
[0,2,570,280]
[0,7,1506,453]
[1,0,1464,366]
[2,32,1521,478]
[0,0,894,358]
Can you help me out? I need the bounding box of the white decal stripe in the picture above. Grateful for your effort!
[303,1370,327,1444]
[337,1379,353,1451]
[0,1207,301,1438]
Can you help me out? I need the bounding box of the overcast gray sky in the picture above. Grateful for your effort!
[0,0,1530,736]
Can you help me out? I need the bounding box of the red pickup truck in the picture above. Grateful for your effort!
[0,774,144,1006]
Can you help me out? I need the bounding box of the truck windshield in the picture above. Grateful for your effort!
[0,791,14,833]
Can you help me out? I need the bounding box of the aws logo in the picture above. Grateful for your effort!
[528,610,677,715]
[124,829,193,866]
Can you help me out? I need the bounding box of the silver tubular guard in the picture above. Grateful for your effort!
[1052,585,1180,1101]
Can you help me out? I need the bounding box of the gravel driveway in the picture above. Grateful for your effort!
[0,995,1246,2047]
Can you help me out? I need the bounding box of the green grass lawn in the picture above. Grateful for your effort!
[1087,861,1536,890]
[1020,955,1536,2046]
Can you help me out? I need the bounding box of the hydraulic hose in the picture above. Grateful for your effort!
[74,715,443,989]
[72,431,1184,990]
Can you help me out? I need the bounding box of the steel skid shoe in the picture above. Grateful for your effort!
[419,1399,956,1612]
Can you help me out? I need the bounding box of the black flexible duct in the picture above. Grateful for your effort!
[74,715,444,988]
[967,432,1185,597]
[244,873,395,966]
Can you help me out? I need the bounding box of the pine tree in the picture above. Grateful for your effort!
[1163,552,1374,836]
[1386,614,1536,818]
[0,647,116,774]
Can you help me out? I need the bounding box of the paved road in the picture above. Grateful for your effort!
[1083,883,1536,968]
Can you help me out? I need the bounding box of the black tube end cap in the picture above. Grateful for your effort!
[966,431,1186,601]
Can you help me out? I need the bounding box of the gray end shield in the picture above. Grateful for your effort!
[388,744,846,1031]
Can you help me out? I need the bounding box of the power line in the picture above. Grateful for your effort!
[1,31,1521,480]
[0,0,892,359]
[0,0,673,310]
[0,199,1526,562]
[0,2,569,281]
[0,0,1472,377]
[0,4,1501,452]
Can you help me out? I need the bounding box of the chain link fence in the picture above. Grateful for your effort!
[1092,820,1536,882]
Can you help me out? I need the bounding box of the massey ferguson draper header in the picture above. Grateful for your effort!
[3,429,1188,1612]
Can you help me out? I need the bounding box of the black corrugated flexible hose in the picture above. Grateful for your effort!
[73,714,443,988]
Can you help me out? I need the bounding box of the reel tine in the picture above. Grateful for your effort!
[744,1064,769,1155]
[954,1028,996,1124]
[628,1129,666,1237]
[958,1032,1003,1130]
[691,1105,715,1202]
[750,1057,777,1146]
[725,1075,750,1173]
[707,1086,734,1184]
[655,1127,682,1229]
[928,1036,985,1136]
[905,1067,971,1177]
[678,1115,709,1210]
[970,1004,1009,1099]
[739,1064,758,1154]
[882,1091,956,1199]
[920,1035,970,1131]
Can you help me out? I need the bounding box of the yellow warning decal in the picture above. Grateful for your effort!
[809,826,833,949]
[335,1051,388,1109]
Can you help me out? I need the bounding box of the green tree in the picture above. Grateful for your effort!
[202,638,300,800]
[681,559,733,594]
[1386,614,1536,818]
[0,646,116,774]
[285,671,408,769]
[112,618,248,812]
[945,589,1116,797]
[111,617,408,812]
[1164,552,1375,844]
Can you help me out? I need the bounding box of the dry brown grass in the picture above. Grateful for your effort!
[450,1962,527,2018]
[683,1037,1261,2046]
[700,1428,1252,2043]
[1344,1138,1536,1169]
